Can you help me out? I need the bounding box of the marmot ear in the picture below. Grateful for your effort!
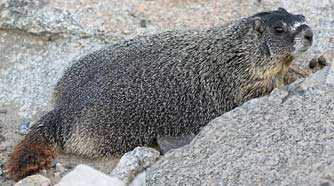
[252,17,266,34]
[278,7,288,13]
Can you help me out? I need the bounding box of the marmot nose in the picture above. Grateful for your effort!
[303,28,313,44]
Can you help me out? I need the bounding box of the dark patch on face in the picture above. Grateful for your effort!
[252,8,305,29]
[251,8,311,57]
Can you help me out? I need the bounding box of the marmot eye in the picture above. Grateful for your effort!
[274,26,284,33]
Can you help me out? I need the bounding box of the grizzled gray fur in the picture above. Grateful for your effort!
[7,7,314,181]
[48,8,313,156]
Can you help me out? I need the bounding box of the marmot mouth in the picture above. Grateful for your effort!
[293,45,311,55]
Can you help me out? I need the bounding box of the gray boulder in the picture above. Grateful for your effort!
[111,147,160,184]
[55,147,159,186]
[56,164,125,186]
[14,174,50,186]
[147,66,334,186]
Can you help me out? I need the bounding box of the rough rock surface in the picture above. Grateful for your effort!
[147,66,334,186]
[0,0,333,185]
[129,172,146,186]
[111,147,160,184]
[56,164,125,186]
[56,147,158,186]
[14,174,51,186]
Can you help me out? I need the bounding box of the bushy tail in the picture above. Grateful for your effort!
[7,109,62,181]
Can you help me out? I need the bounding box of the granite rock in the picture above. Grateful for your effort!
[147,66,334,186]
[15,174,50,186]
[56,164,125,186]
[111,147,160,184]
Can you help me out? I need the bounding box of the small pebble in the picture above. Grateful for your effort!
[0,135,5,142]
[63,162,78,169]
[309,58,317,69]
[56,163,66,173]
[318,55,327,66]
[139,19,147,28]
[51,160,59,168]
[54,172,61,180]
[38,169,48,177]
[14,174,51,186]
[19,122,30,135]
[0,109,7,114]
[0,146,7,152]
[2,169,11,180]
[320,182,330,186]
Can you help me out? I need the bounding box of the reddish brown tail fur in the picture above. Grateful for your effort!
[7,109,61,181]
[7,133,57,181]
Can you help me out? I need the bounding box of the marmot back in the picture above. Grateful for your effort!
[7,8,313,181]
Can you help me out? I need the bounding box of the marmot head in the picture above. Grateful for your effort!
[250,8,313,58]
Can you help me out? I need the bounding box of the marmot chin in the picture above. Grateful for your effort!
[7,8,313,181]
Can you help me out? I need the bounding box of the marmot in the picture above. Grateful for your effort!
[7,8,313,181]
